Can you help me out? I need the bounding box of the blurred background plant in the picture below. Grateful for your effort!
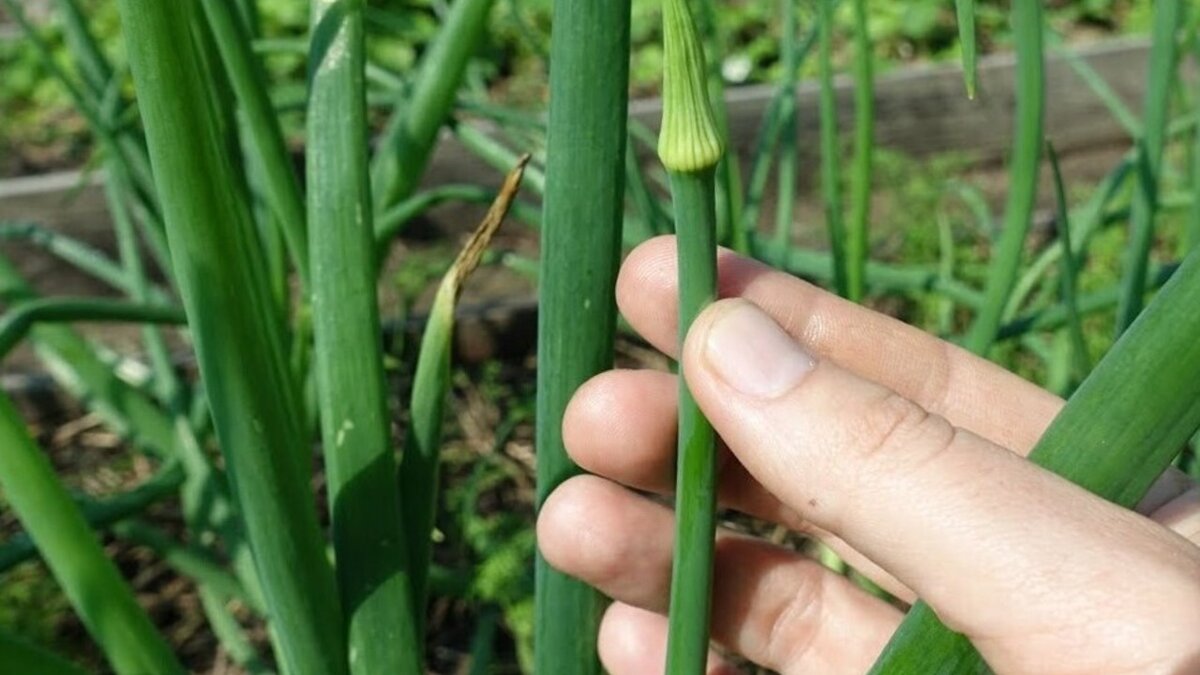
[0,0,1155,176]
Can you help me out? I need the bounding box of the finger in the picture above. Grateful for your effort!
[682,299,1200,672]
[617,236,1063,453]
[564,368,909,598]
[598,603,737,675]
[1151,485,1200,544]
[538,475,901,673]
[616,236,1195,523]
[564,369,787,524]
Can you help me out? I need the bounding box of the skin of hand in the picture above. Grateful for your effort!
[536,237,1200,675]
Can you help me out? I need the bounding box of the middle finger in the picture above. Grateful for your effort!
[538,475,902,673]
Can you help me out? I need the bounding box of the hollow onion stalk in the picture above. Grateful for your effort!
[534,0,632,672]
[103,124,271,668]
[768,0,801,265]
[0,256,179,460]
[846,0,875,302]
[1190,108,1200,253]
[0,462,183,572]
[817,0,848,297]
[0,298,185,359]
[745,19,817,245]
[1,0,156,217]
[1005,155,1133,321]
[201,0,310,286]
[998,263,1176,340]
[1187,19,1200,254]
[1115,0,1184,334]
[658,0,723,670]
[694,0,744,254]
[51,0,158,207]
[963,0,1044,355]
[0,222,152,300]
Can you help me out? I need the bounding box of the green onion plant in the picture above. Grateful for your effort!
[308,1,422,672]
[2,0,1199,672]
[1115,0,1185,334]
[817,0,849,297]
[534,0,632,673]
[955,0,978,99]
[962,0,1045,356]
[846,0,875,302]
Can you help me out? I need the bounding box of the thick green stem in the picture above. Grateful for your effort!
[308,1,422,672]
[535,1,632,673]
[659,0,723,671]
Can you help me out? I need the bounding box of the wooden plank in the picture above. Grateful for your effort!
[632,36,1151,166]
[0,171,110,237]
[0,38,1157,235]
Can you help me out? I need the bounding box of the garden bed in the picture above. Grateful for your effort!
[0,31,1186,675]
[0,36,1156,384]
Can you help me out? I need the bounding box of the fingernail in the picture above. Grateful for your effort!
[703,302,815,399]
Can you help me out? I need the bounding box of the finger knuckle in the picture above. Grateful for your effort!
[764,564,827,669]
[845,390,959,480]
[855,392,930,460]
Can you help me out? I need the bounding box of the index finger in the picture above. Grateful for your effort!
[617,237,1064,454]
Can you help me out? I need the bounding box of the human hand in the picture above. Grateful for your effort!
[537,237,1200,674]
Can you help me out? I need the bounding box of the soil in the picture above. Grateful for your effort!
[2,349,550,673]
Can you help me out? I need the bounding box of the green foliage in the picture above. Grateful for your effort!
[0,564,72,653]
[1,0,1197,672]
[1,0,525,670]
[0,0,1156,170]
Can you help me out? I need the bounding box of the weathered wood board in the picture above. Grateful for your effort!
[0,38,1159,235]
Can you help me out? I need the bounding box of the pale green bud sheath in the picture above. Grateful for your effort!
[659,0,724,671]
[658,0,724,174]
